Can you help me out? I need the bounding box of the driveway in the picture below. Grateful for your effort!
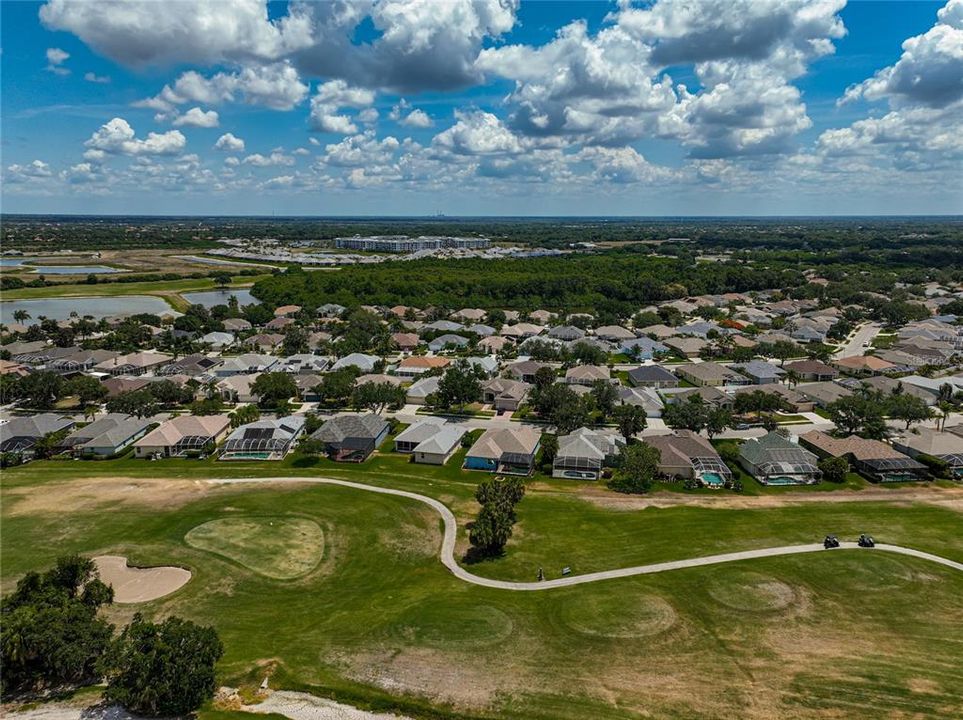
[834,322,882,358]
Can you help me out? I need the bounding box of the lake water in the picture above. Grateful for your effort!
[0,258,124,274]
[0,295,178,322]
[181,289,259,308]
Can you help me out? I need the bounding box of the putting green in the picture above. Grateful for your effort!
[185,515,324,580]
[706,570,799,612]
[388,601,515,649]
[557,592,679,638]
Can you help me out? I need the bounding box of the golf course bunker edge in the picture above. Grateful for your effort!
[93,555,192,603]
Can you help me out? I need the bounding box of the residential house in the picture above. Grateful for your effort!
[200,331,235,349]
[264,317,295,332]
[451,308,487,322]
[61,414,153,457]
[277,354,330,374]
[0,359,30,377]
[834,355,896,376]
[857,376,938,406]
[95,351,173,376]
[309,413,389,462]
[159,353,223,377]
[553,428,624,479]
[274,304,302,317]
[799,430,927,483]
[620,337,669,360]
[330,353,380,373]
[784,360,838,382]
[731,360,785,385]
[507,360,553,384]
[215,354,279,377]
[222,317,252,332]
[317,303,346,318]
[617,386,664,417]
[466,323,496,337]
[594,325,635,342]
[500,323,544,339]
[245,333,284,353]
[393,419,465,465]
[464,427,541,475]
[101,376,153,398]
[664,336,708,358]
[675,362,748,387]
[892,428,963,478]
[548,325,586,341]
[797,381,853,408]
[565,364,610,386]
[220,415,306,460]
[294,374,324,402]
[666,385,735,410]
[397,356,451,378]
[133,415,231,458]
[464,356,498,377]
[529,309,555,325]
[391,332,421,351]
[732,384,814,413]
[355,373,403,387]
[428,334,470,352]
[738,431,821,485]
[217,374,260,403]
[627,365,679,388]
[481,378,531,412]
[422,320,465,334]
[47,349,120,375]
[406,375,441,405]
[479,336,512,353]
[0,413,76,456]
[643,430,732,487]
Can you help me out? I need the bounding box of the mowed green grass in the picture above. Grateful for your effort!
[3,458,963,719]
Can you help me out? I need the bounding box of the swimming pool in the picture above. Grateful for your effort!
[766,476,800,486]
[701,472,725,487]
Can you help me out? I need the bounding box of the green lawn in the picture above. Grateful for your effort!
[3,455,963,719]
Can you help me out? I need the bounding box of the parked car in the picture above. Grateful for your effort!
[823,534,840,549]
[858,534,875,548]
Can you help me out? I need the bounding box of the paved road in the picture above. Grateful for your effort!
[211,477,963,591]
[834,322,882,358]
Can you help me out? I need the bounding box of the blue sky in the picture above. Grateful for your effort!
[2,0,961,216]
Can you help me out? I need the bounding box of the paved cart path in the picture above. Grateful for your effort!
[211,477,963,590]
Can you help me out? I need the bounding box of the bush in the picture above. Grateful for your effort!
[101,615,224,717]
[818,456,849,483]
[916,453,949,479]
[1,555,114,695]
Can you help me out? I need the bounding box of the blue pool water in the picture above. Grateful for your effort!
[702,472,725,486]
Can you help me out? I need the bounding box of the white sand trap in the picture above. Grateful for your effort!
[93,555,191,603]
[246,691,413,720]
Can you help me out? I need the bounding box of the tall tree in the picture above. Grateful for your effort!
[612,404,647,444]
[608,443,661,494]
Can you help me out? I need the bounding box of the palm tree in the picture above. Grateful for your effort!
[784,369,801,389]
[12,309,30,324]
[84,405,98,423]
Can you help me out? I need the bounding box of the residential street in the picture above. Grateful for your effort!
[834,322,882,358]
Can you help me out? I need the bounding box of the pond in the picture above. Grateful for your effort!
[181,289,259,308]
[29,265,126,275]
[0,259,125,274]
[0,295,178,322]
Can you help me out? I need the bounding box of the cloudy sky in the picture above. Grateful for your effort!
[2,0,961,216]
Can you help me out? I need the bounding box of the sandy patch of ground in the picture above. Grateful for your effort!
[3,477,220,516]
[243,690,412,720]
[574,484,963,512]
[94,555,191,603]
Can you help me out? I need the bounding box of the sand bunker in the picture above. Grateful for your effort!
[94,555,191,603]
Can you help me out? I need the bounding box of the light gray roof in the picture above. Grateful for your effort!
[311,413,388,443]
[63,414,152,449]
[414,426,465,455]
[1,413,75,449]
